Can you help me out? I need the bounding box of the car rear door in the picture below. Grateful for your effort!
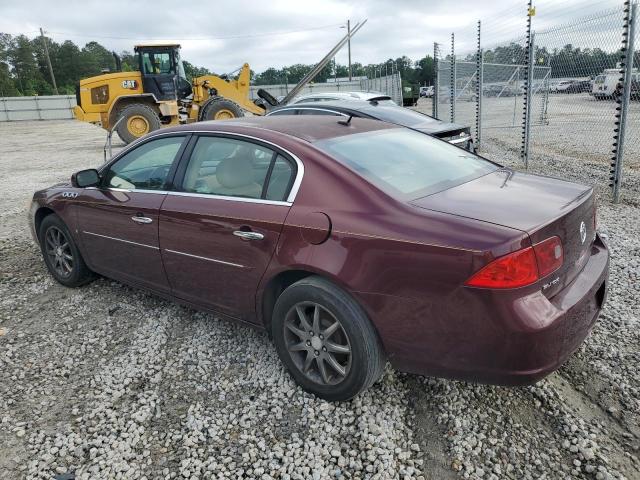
[159,133,300,322]
[76,134,189,292]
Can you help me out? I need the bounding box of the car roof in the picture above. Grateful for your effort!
[277,99,397,115]
[294,91,387,99]
[270,100,454,130]
[161,115,397,143]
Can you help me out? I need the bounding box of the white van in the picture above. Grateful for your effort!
[592,68,639,99]
[420,86,434,98]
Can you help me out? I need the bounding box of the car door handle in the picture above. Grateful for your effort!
[131,216,153,224]
[233,230,264,240]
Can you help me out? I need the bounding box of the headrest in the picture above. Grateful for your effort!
[216,149,255,189]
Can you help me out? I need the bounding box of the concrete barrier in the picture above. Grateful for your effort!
[0,95,76,121]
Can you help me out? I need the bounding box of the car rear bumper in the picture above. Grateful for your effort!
[375,233,609,385]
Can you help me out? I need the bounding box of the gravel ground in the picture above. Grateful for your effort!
[0,119,639,480]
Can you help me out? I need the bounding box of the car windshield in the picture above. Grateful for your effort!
[315,128,499,199]
[363,105,440,126]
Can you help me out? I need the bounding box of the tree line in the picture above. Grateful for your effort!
[0,33,436,96]
[0,33,218,96]
[0,32,633,97]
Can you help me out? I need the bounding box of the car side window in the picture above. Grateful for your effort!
[104,136,184,190]
[265,155,295,201]
[182,137,274,199]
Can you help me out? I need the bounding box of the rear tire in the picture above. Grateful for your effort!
[200,98,244,121]
[271,276,385,402]
[39,214,94,288]
[115,103,161,144]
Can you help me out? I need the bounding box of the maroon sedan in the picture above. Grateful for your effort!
[29,116,609,401]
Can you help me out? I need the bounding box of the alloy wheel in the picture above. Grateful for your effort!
[283,302,352,386]
[44,226,74,278]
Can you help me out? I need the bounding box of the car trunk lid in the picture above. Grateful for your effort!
[410,169,596,294]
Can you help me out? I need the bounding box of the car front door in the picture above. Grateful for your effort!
[76,134,188,292]
[159,133,299,322]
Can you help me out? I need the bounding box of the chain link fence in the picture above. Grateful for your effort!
[432,0,639,203]
[529,7,630,192]
[361,71,403,105]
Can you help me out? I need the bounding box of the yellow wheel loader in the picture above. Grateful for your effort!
[73,44,265,144]
[74,23,367,144]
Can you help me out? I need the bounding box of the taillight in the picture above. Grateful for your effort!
[465,237,564,289]
[465,247,539,289]
[533,236,563,277]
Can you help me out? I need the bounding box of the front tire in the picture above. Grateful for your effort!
[39,214,94,288]
[115,103,161,144]
[271,276,385,401]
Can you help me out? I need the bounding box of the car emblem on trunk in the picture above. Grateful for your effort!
[580,221,587,244]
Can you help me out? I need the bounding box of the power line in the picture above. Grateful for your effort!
[36,23,344,42]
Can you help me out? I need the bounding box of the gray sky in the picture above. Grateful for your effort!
[0,0,624,73]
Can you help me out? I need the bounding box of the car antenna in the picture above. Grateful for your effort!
[338,114,353,126]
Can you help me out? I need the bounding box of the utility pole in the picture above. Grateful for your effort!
[347,19,352,81]
[40,28,58,94]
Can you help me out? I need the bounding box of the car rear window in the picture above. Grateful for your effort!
[314,128,499,199]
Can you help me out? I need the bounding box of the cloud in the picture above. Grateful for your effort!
[0,0,626,73]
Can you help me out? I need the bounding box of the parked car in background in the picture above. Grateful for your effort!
[291,91,396,105]
[267,98,475,151]
[420,86,434,98]
[567,80,592,93]
[30,116,609,401]
[551,80,574,93]
[483,84,518,97]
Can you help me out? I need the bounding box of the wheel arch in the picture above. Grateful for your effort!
[260,269,315,336]
[33,206,56,241]
[258,267,383,347]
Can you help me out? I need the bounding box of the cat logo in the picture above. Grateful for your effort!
[61,192,78,199]
[121,80,138,89]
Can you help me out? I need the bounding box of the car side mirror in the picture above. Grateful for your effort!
[71,169,100,188]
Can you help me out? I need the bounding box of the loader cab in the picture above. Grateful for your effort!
[134,44,192,101]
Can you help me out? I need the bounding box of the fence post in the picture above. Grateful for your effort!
[611,1,636,203]
[521,0,535,168]
[385,63,389,96]
[433,42,439,118]
[34,96,42,120]
[539,68,550,125]
[67,95,74,119]
[476,20,483,148]
[450,33,455,123]
[1,97,8,121]
[391,62,396,101]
